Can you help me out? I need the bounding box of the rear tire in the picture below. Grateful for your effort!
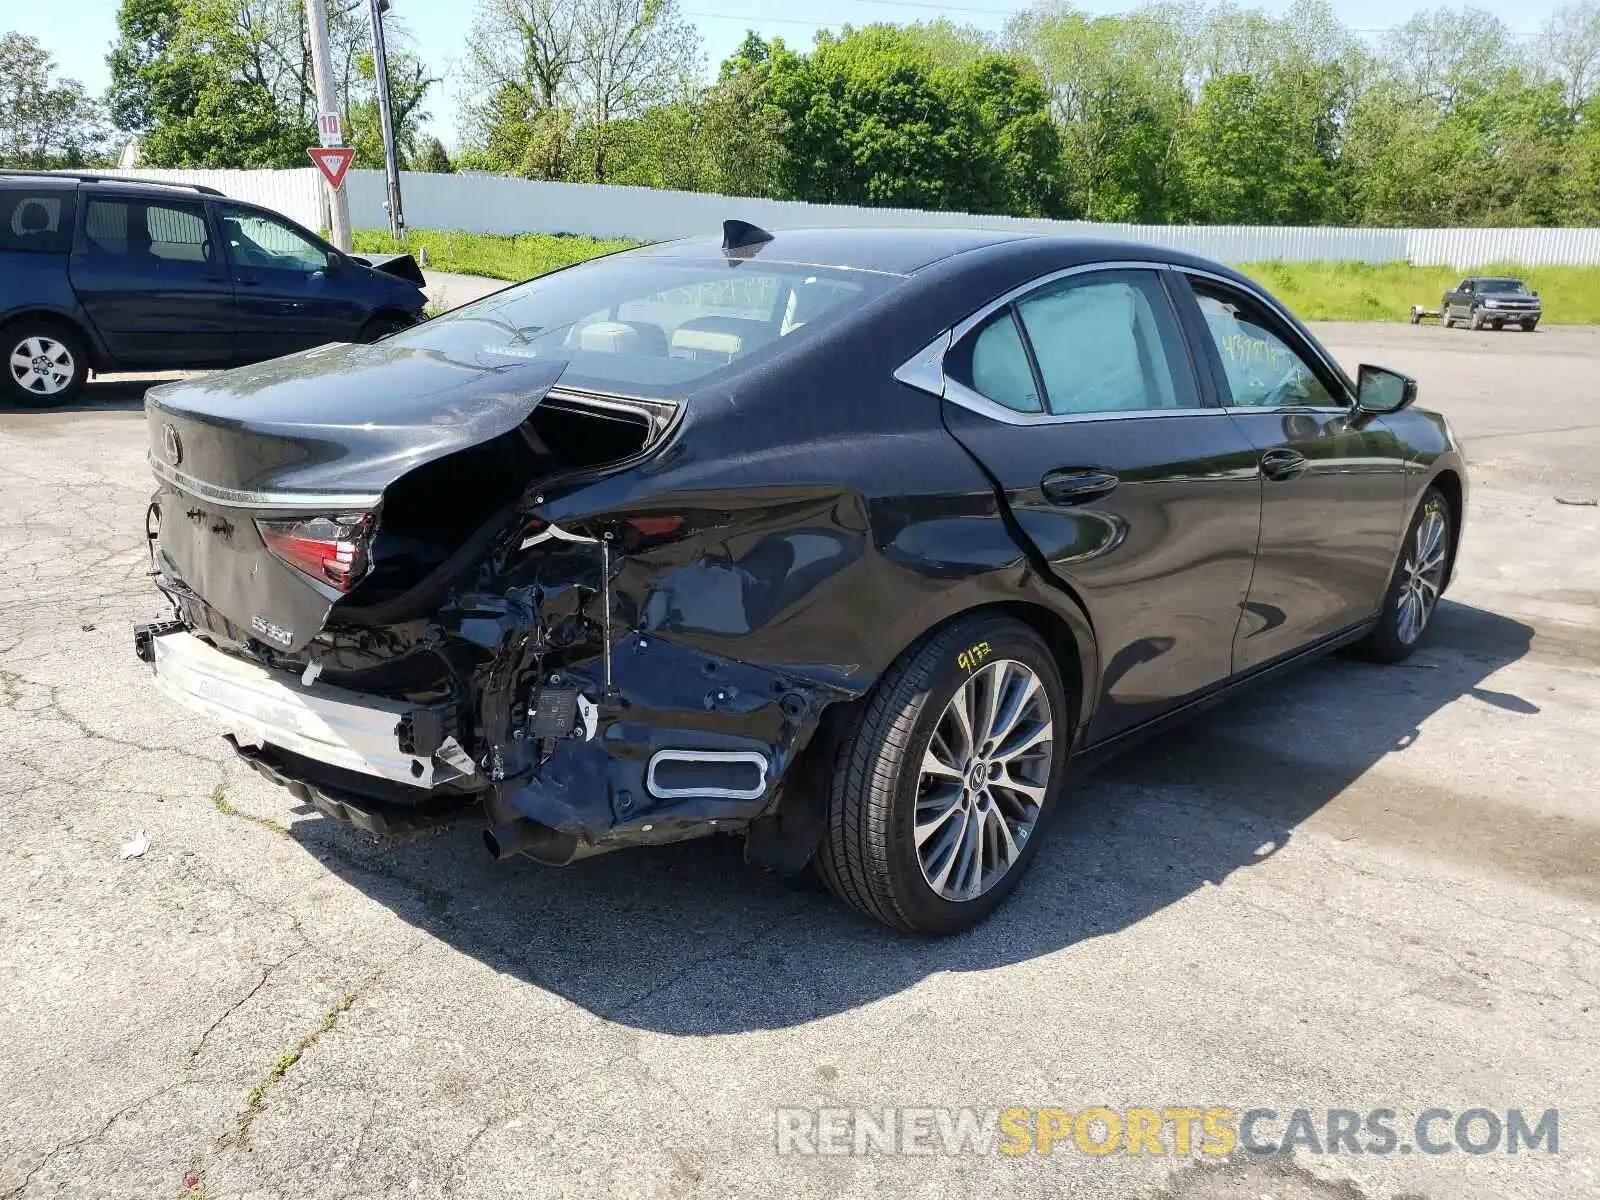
[2,319,87,407]
[1353,487,1453,664]
[814,614,1070,935]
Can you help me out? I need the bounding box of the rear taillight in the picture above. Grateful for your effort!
[256,515,374,592]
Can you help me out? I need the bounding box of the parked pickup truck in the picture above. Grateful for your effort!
[1440,276,1542,332]
[2,171,428,405]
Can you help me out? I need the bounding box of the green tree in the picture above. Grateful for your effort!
[414,135,453,173]
[106,0,434,169]
[765,24,1065,215]
[0,33,109,167]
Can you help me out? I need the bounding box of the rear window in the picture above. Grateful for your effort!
[386,255,896,396]
[0,190,75,254]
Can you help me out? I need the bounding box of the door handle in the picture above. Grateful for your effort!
[236,274,260,286]
[1040,468,1120,505]
[1260,448,1307,481]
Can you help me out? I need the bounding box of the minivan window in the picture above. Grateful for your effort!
[83,198,217,264]
[0,190,75,254]
[385,256,893,396]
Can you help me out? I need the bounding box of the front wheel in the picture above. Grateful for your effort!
[1469,308,1485,330]
[3,321,87,406]
[815,614,1069,935]
[1522,320,1539,332]
[1354,487,1453,664]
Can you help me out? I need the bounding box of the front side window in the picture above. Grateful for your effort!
[0,191,74,253]
[384,255,892,396]
[83,198,215,264]
[218,206,330,272]
[1192,284,1340,409]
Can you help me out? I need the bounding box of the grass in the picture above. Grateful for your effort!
[355,228,1600,323]
[234,986,362,1147]
[1232,260,1600,323]
[352,228,635,283]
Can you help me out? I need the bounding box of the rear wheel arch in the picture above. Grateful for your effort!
[747,594,1098,880]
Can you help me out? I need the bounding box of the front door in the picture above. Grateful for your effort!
[936,266,1264,742]
[70,194,234,366]
[215,204,369,359]
[1175,273,1408,672]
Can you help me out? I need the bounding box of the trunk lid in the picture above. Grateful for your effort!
[148,341,569,653]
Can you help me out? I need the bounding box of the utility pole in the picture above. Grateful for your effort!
[305,0,351,250]
[369,0,406,241]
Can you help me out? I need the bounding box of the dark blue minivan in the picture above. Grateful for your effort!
[1,172,428,405]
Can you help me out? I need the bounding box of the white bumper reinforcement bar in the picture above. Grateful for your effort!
[148,631,470,789]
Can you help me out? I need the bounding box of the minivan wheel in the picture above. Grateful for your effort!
[1353,487,1452,664]
[3,321,86,406]
[815,614,1069,935]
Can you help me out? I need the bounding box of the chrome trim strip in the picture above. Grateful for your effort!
[645,749,770,801]
[944,379,1226,427]
[148,631,465,789]
[149,456,382,512]
[947,259,1173,346]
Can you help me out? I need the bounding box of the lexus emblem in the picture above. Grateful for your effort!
[162,423,182,466]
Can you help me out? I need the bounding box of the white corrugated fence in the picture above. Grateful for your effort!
[69,168,1600,268]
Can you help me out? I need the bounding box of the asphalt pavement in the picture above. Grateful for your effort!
[0,311,1596,1199]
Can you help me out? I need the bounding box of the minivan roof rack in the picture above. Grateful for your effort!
[0,169,226,197]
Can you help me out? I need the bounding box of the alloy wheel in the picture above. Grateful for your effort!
[914,659,1054,901]
[1397,502,1448,644]
[8,336,76,397]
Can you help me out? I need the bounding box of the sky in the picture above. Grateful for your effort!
[0,0,1559,152]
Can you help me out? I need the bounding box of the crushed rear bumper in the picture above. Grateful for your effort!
[142,628,474,791]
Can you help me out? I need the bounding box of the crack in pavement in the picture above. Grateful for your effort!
[187,944,310,1069]
[2,1080,190,1200]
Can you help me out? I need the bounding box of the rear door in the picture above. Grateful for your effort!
[935,265,1264,742]
[216,203,368,359]
[1174,271,1407,672]
[70,192,234,366]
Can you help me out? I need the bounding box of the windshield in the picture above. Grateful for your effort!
[1478,279,1529,294]
[385,254,896,396]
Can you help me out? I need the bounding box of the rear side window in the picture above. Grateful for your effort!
[83,198,217,264]
[385,256,895,396]
[1016,273,1192,414]
[948,268,1197,417]
[0,190,75,254]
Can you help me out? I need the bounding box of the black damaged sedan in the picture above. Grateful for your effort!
[136,224,1467,934]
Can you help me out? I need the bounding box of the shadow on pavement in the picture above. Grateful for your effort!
[292,600,1538,1035]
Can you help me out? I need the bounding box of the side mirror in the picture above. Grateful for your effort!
[324,252,344,276]
[1355,364,1417,416]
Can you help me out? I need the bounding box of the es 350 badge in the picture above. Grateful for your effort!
[250,614,293,647]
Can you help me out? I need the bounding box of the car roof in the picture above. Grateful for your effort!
[0,172,225,201]
[630,225,1241,280]
[635,227,1038,275]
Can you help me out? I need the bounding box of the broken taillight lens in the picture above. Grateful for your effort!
[256,515,374,592]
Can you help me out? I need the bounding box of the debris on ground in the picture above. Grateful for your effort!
[118,830,150,861]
